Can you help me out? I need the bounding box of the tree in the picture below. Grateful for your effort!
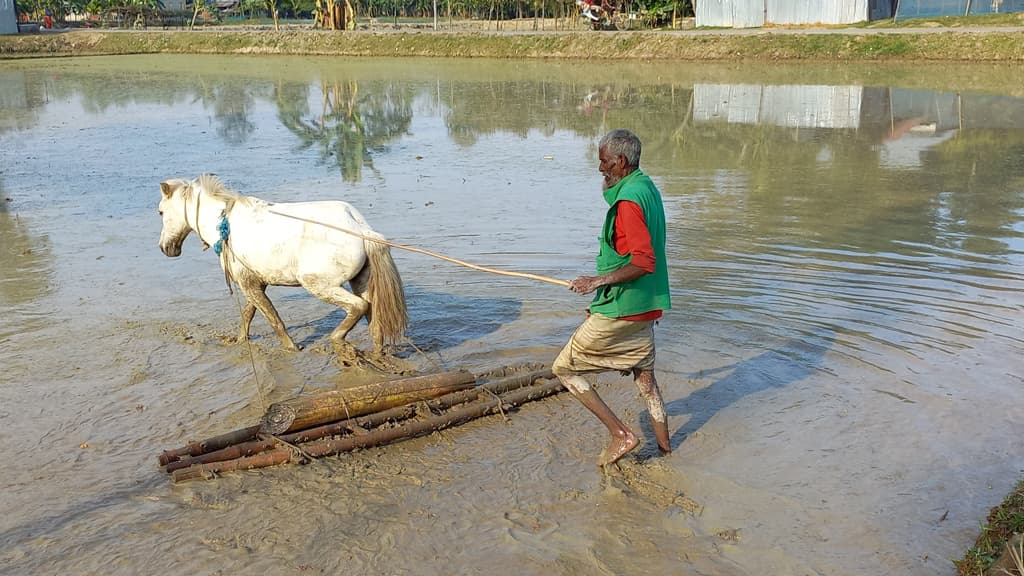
[315,0,353,29]
[266,0,279,28]
[190,0,209,28]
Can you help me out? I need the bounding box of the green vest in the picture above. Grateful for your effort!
[589,168,672,318]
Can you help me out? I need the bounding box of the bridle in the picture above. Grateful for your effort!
[181,182,211,251]
[180,180,236,291]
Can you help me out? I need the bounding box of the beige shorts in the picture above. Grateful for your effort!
[552,313,656,376]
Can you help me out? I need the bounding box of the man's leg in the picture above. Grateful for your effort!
[557,373,639,466]
[633,369,671,454]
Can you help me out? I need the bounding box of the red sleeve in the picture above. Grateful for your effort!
[612,201,656,273]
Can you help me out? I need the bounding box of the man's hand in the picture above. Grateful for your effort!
[569,264,648,295]
[568,276,602,295]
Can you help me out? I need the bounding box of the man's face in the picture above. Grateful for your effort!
[598,146,626,190]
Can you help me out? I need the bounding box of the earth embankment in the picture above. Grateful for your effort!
[2,27,1024,60]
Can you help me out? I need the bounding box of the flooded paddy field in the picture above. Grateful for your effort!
[1,55,1022,575]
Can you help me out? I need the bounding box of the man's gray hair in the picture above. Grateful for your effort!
[599,129,642,168]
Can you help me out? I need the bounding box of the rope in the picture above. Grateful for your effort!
[230,287,267,414]
[402,335,447,373]
[266,209,570,288]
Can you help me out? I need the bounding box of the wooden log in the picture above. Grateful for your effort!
[165,403,419,473]
[171,378,565,483]
[425,368,553,412]
[259,369,477,435]
[165,368,553,473]
[157,425,260,466]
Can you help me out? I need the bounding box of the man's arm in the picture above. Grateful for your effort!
[569,201,653,295]
[569,263,646,295]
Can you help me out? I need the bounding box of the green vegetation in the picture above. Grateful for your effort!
[14,0,692,29]
[956,479,1024,576]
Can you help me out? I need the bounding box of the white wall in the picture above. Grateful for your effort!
[696,0,883,28]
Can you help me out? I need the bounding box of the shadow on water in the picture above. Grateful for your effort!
[660,332,834,452]
[282,284,522,352]
[0,479,166,570]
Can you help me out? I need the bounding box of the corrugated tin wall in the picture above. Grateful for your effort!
[768,0,866,24]
[0,0,18,35]
[696,0,765,28]
[697,0,893,27]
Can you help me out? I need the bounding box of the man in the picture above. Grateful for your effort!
[553,128,672,467]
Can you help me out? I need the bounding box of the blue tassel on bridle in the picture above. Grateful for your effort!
[213,214,230,255]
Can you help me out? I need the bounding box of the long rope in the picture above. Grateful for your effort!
[266,209,570,288]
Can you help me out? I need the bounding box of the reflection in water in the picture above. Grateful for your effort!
[4,60,1017,359]
[0,181,53,332]
[0,59,1020,359]
[193,78,262,146]
[669,82,1024,359]
[276,79,413,182]
[0,71,44,134]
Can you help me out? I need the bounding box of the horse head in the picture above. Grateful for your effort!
[158,178,193,257]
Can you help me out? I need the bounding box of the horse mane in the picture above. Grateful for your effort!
[195,174,259,209]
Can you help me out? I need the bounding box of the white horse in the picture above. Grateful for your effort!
[157,174,407,352]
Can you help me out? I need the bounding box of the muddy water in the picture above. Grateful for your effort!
[1,55,1023,575]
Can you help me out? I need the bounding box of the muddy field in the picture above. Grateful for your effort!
[1,55,1023,575]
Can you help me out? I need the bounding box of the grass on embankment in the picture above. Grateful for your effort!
[2,27,1024,61]
[956,478,1024,576]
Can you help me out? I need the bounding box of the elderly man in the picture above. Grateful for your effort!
[553,128,672,467]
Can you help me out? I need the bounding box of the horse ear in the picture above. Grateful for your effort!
[160,181,177,198]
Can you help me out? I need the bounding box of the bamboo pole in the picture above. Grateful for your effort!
[165,369,554,473]
[157,425,261,466]
[266,209,570,288]
[159,368,548,468]
[165,405,419,474]
[259,370,477,435]
[171,378,565,483]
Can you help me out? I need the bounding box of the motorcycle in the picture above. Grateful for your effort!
[576,0,620,30]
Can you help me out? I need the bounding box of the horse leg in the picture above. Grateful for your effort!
[299,276,368,346]
[349,264,373,330]
[238,301,257,344]
[239,280,299,351]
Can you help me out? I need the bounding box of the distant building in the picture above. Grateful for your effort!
[1,0,18,35]
[696,0,896,28]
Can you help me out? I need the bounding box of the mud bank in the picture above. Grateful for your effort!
[3,28,1024,61]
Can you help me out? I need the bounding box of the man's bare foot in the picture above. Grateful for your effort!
[598,429,639,467]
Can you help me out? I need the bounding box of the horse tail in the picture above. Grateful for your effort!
[363,231,408,349]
